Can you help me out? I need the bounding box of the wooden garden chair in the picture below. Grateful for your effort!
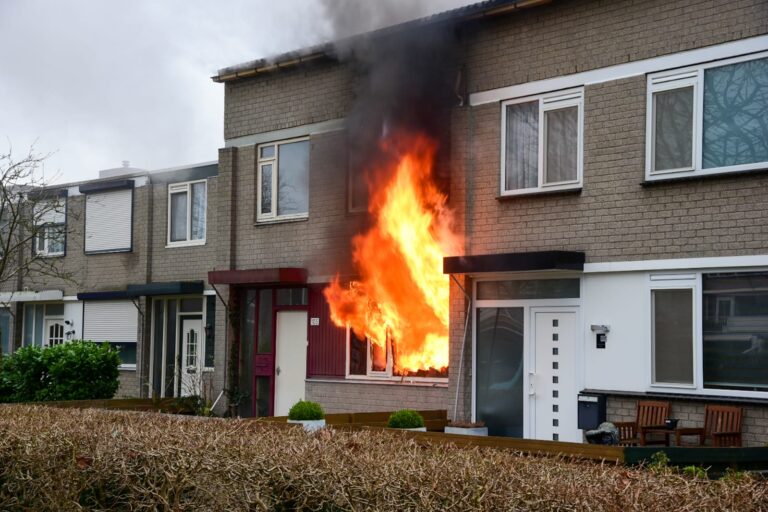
[614,400,670,446]
[675,405,743,447]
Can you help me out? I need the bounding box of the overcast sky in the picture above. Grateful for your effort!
[0,0,471,183]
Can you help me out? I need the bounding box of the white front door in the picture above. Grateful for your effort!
[180,318,203,397]
[274,310,308,416]
[44,319,65,347]
[531,308,579,442]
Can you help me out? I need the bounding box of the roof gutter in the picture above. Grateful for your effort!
[211,0,552,83]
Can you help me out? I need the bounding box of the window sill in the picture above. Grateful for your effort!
[581,388,768,406]
[36,253,65,259]
[166,240,206,249]
[497,187,582,201]
[119,365,137,371]
[254,216,308,226]
[308,377,448,388]
[642,166,768,186]
[85,248,132,255]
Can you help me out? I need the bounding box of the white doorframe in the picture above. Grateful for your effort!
[471,277,582,439]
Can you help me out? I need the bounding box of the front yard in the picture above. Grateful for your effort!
[0,405,765,511]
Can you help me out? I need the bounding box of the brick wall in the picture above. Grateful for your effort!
[306,380,450,415]
[607,396,768,447]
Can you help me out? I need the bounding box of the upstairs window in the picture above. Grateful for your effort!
[501,89,584,196]
[82,185,133,254]
[167,180,206,247]
[647,52,768,180]
[256,138,309,222]
[34,199,66,257]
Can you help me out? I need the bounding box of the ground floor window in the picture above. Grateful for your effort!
[82,300,138,368]
[150,295,215,398]
[650,270,768,393]
[703,272,768,392]
[0,308,11,355]
[347,329,393,377]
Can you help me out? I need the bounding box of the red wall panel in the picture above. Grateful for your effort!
[307,285,346,377]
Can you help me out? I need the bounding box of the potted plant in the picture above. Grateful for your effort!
[287,400,326,431]
[445,420,489,436]
[387,409,426,431]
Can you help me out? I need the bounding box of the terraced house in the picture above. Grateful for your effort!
[1,161,224,402]
[212,0,768,446]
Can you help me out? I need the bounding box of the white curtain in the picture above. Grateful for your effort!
[191,182,206,240]
[544,106,578,183]
[505,101,539,191]
[170,191,187,242]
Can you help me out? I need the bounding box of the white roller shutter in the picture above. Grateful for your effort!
[82,301,138,344]
[85,189,132,252]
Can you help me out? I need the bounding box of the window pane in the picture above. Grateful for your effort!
[45,303,64,316]
[23,304,33,346]
[48,225,65,254]
[349,330,367,375]
[257,289,273,354]
[370,339,387,372]
[703,272,768,391]
[164,300,177,396]
[152,299,164,396]
[205,295,215,368]
[260,164,272,215]
[477,279,580,300]
[277,140,309,216]
[111,342,137,365]
[505,101,539,191]
[544,105,578,183]
[0,309,11,354]
[34,305,43,347]
[190,182,206,240]
[260,145,275,159]
[180,298,203,313]
[653,87,694,171]
[703,57,768,168]
[652,289,693,384]
[170,191,188,242]
[476,307,524,437]
[276,287,308,306]
[239,290,256,417]
[255,376,270,417]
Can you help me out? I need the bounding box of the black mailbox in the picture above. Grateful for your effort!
[577,394,606,430]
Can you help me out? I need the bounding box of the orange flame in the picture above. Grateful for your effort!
[324,133,460,375]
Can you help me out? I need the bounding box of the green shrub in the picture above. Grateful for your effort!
[0,341,120,403]
[387,409,424,429]
[288,400,324,421]
[682,465,708,479]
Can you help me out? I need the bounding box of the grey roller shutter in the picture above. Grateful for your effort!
[82,301,138,344]
[85,189,132,253]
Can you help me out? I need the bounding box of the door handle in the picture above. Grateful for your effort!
[528,372,535,396]
[276,366,281,376]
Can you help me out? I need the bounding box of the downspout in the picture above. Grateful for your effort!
[451,274,472,423]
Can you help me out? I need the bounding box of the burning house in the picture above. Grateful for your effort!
[210,0,768,446]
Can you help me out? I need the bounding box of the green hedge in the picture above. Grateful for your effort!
[0,341,120,403]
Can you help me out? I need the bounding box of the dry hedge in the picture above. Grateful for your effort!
[0,405,765,511]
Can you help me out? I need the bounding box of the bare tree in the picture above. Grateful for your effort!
[0,146,75,297]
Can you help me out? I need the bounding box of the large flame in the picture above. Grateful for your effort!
[324,133,460,376]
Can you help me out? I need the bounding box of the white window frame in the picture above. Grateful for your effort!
[648,276,698,389]
[23,302,65,348]
[256,137,310,223]
[167,180,207,247]
[35,223,65,257]
[645,50,768,181]
[500,88,584,196]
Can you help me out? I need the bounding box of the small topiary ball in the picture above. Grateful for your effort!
[387,409,425,429]
[288,400,324,421]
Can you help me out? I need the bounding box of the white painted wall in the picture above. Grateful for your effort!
[581,272,648,392]
[63,300,83,341]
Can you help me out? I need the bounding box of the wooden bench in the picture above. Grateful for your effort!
[675,404,743,447]
[614,400,670,446]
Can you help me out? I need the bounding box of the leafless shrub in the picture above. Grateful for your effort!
[0,405,765,511]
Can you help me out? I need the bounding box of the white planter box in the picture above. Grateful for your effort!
[444,426,489,436]
[399,427,427,432]
[288,419,326,432]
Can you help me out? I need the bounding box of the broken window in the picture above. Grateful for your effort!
[347,329,393,378]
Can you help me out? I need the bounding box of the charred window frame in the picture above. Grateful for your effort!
[346,327,393,378]
[645,51,768,181]
[256,137,310,222]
